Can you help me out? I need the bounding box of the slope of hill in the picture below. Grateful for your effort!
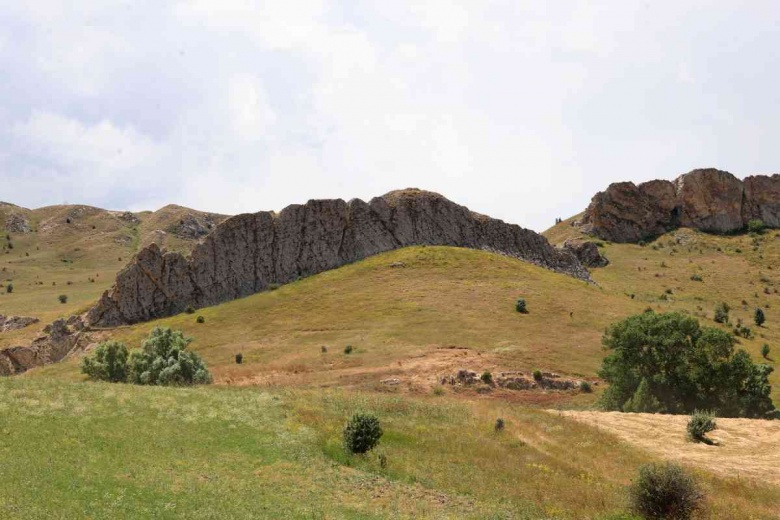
[0,202,227,350]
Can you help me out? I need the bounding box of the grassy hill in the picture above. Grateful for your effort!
[4,209,780,517]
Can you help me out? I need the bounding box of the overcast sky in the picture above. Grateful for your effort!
[2,1,779,231]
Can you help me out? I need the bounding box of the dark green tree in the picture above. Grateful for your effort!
[754,307,766,327]
[598,312,774,417]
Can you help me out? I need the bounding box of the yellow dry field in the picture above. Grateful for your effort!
[559,410,780,484]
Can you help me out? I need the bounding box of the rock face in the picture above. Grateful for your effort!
[4,213,32,233]
[581,169,780,242]
[0,315,40,332]
[562,239,609,268]
[0,317,89,376]
[86,189,591,327]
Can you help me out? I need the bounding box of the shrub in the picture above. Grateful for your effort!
[713,303,729,324]
[343,413,383,454]
[622,379,661,413]
[690,274,703,282]
[196,315,205,324]
[754,307,766,327]
[5,283,12,294]
[515,298,528,313]
[687,410,717,443]
[432,386,444,396]
[58,294,68,304]
[748,219,765,234]
[580,381,592,393]
[321,345,328,353]
[480,371,493,385]
[532,370,543,381]
[185,305,195,314]
[235,352,243,364]
[344,345,353,355]
[80,341,129,383]
[494,418,505,432]
[598,311,775,417]
[128,327,212,386]
[762,344,771,359]
[629,463,703,520]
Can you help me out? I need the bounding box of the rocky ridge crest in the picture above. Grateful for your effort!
[580,169,780,242]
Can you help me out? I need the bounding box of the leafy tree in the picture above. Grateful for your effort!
[128,327,212,386]
[622,379,662,413]
[80,341,129,383]
[754,307,766,327]
[598,312,774,417]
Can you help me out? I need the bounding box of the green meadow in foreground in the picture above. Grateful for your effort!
[1,378,779,519]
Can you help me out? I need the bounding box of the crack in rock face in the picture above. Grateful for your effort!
[580,168,780,243]
[85,189,592,328]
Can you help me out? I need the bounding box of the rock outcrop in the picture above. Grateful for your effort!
[562,239,609,268]
[86,189,591,327]
[580,169,780,242]
[0,317,89,376]
[0,315,40,332]
[4,213,32,233]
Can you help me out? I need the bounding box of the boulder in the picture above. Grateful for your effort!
[562,239,609,268]
[0,315,40,332]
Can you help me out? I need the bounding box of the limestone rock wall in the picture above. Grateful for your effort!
[581,169,780,242]
[86,189,591,327]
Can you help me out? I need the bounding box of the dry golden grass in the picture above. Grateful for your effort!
[559,410,780,485]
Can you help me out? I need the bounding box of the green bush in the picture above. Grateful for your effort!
[80,341,129,383]
[494,418,505,432]
[762,344,771,359]
[622,379,661,413]
[344,345,353,355]
[5,283,12,294]
[690,274,703,282]
[687,410,717,443]
[480,371,493,385]
[754,307,766,327]
[532,369,543,381]
[196,315,205,324]
[598,311,775,417]
[580,381,592,393]
[343,413,383,454]
[235,353,243,364]
[58,294,68,304]
[629,463,703,520]
[128,327,212,386]
[515,298,528,313]
[748,219,765,234]
[185,305,195,314]
[713,302,729,324]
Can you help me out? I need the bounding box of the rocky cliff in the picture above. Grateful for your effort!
[580,169,780,242]
[86,189,591,327]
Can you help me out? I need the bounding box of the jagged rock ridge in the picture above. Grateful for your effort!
[87,189,591,327]
[580,169,780,242]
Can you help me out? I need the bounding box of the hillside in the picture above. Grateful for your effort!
[0,202,227,349]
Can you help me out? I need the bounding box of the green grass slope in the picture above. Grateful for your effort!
[1,377,777,519]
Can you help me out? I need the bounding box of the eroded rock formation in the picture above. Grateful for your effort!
[562,239,609,268]
[0,315,40,332]
[580,169,780,242]
[0,317,89,376]
[86,189,591,327]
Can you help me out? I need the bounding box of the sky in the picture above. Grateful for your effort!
[1,1,780,232]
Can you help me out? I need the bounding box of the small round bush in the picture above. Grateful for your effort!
[687,410,716,443]
[185,305,195,314]
[515,298,528,313]
[532,370,543,381]
[748,219,765,234]
[81,341,129,383]
[580,381,592,393]
[629,463,703,520]
[762,344,771,359]
[344,345,353,355]
[235,352,243,364]
[343,413,383,454]
[494,418,505,432]
[321,345,328,353]
[5,283,12,294]
[480,371,493,385]
[196,315,205,324]
[58,294,68,304]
